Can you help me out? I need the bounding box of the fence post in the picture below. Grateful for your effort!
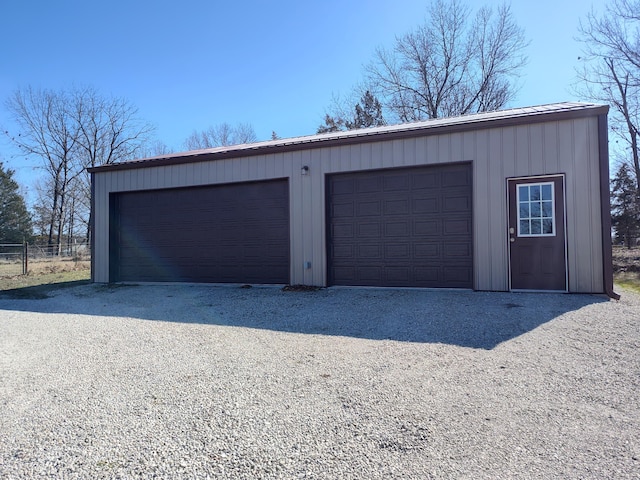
[23,242,28,275]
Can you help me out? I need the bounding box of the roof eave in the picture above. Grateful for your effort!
[88,103,609,174]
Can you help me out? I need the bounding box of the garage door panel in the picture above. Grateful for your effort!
[443,195,471,212]
[414,220,442,236]
[444,219,471,235]
[383,174,409,191]
[357,200,382,216]
[111,179,289,284]
[358,244,381,259]
[384,221,410,237]
[412,197,439,213]
[384,199,409,215]
[356,177,382,193]
[411,172,439,189]
[328,164,472,288]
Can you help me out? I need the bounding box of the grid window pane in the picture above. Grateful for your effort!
[516,182,556,237]
[531,201,541,217]
[530,185,541,201]
[531,219,542,234]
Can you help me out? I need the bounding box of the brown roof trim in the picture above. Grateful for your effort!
[89,102,610,173]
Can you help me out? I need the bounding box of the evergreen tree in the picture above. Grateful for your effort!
[345,91,385,130]
[316,114,344,134]
[611,163,640,248]
[0,162,33,243]
[317,91,385,133]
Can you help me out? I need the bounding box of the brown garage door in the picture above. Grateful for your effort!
[327,163,472,288]
[109,179,289,283]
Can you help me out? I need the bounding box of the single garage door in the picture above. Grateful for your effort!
[109,179,289,283]
[327,163,472,288]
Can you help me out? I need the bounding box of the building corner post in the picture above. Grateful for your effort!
[90,171,95,283]
[598,113,620,300]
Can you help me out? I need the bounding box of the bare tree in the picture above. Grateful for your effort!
[140,140,174,158]
[5,87,82,254]
[71,86,154,241]
[4,85,154,251]
[576,0,640,197]
[184,122,257,150]
[365,0,528,122]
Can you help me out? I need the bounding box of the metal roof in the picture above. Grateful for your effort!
[89,102,609,173]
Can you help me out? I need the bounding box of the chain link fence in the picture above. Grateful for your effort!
[0,242,90,277]
[0,244,28,277]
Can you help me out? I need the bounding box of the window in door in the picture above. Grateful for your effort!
[517,182,555,237]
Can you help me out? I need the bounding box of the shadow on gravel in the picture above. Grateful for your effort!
[0,284,609,349]
[0,280,91,300]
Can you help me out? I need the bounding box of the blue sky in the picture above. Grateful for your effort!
[1,0,604,189]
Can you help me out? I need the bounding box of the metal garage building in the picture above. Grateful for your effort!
[90,102,616,296]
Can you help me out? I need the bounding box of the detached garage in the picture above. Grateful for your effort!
[90,102,616,296]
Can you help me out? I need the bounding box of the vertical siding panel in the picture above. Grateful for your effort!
[450,133,463,163]
[301,150,313,285]
[290,161,303,285]
[195,161,204,185]
[320,148,331,174]
[205,161,215,183]
[415,136,427,164]
[240,157,250,180]
[438,134,450,164]
[314,168,326,286]
[359,143,372,171]
[426,136,438,164]
[143,168,151,189]
[572,118,595,292]
[370,142,383,169]
[341,145,352,172]
[381,141,393,169]
[264,153,275,178]
[330,146,340,172]
[588,117,603,292]
[392,139,404,167]
[350,144,361,171]
[511,126,528,175]
[543,123,560,175]
[474,130,492,290]
[529,124,544,175]
[94,174,108,281]
[406,137,417,166]
[256,154,267,179]
[558,120,578,291]
[488,128,512,290]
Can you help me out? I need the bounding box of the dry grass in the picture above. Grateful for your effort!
[0,259,90,298]
[612,246,640,293]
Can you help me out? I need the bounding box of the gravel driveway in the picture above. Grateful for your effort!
[1,284,638,479]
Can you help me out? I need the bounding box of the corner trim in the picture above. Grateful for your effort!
[90,173,95,283]
[598,113,620,300]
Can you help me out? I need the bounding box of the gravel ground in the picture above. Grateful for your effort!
[0,284,638,479]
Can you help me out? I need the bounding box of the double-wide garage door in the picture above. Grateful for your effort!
[109,179,289,283]
[327,163,473,288]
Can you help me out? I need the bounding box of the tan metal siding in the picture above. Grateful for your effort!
[92,116,604,292]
